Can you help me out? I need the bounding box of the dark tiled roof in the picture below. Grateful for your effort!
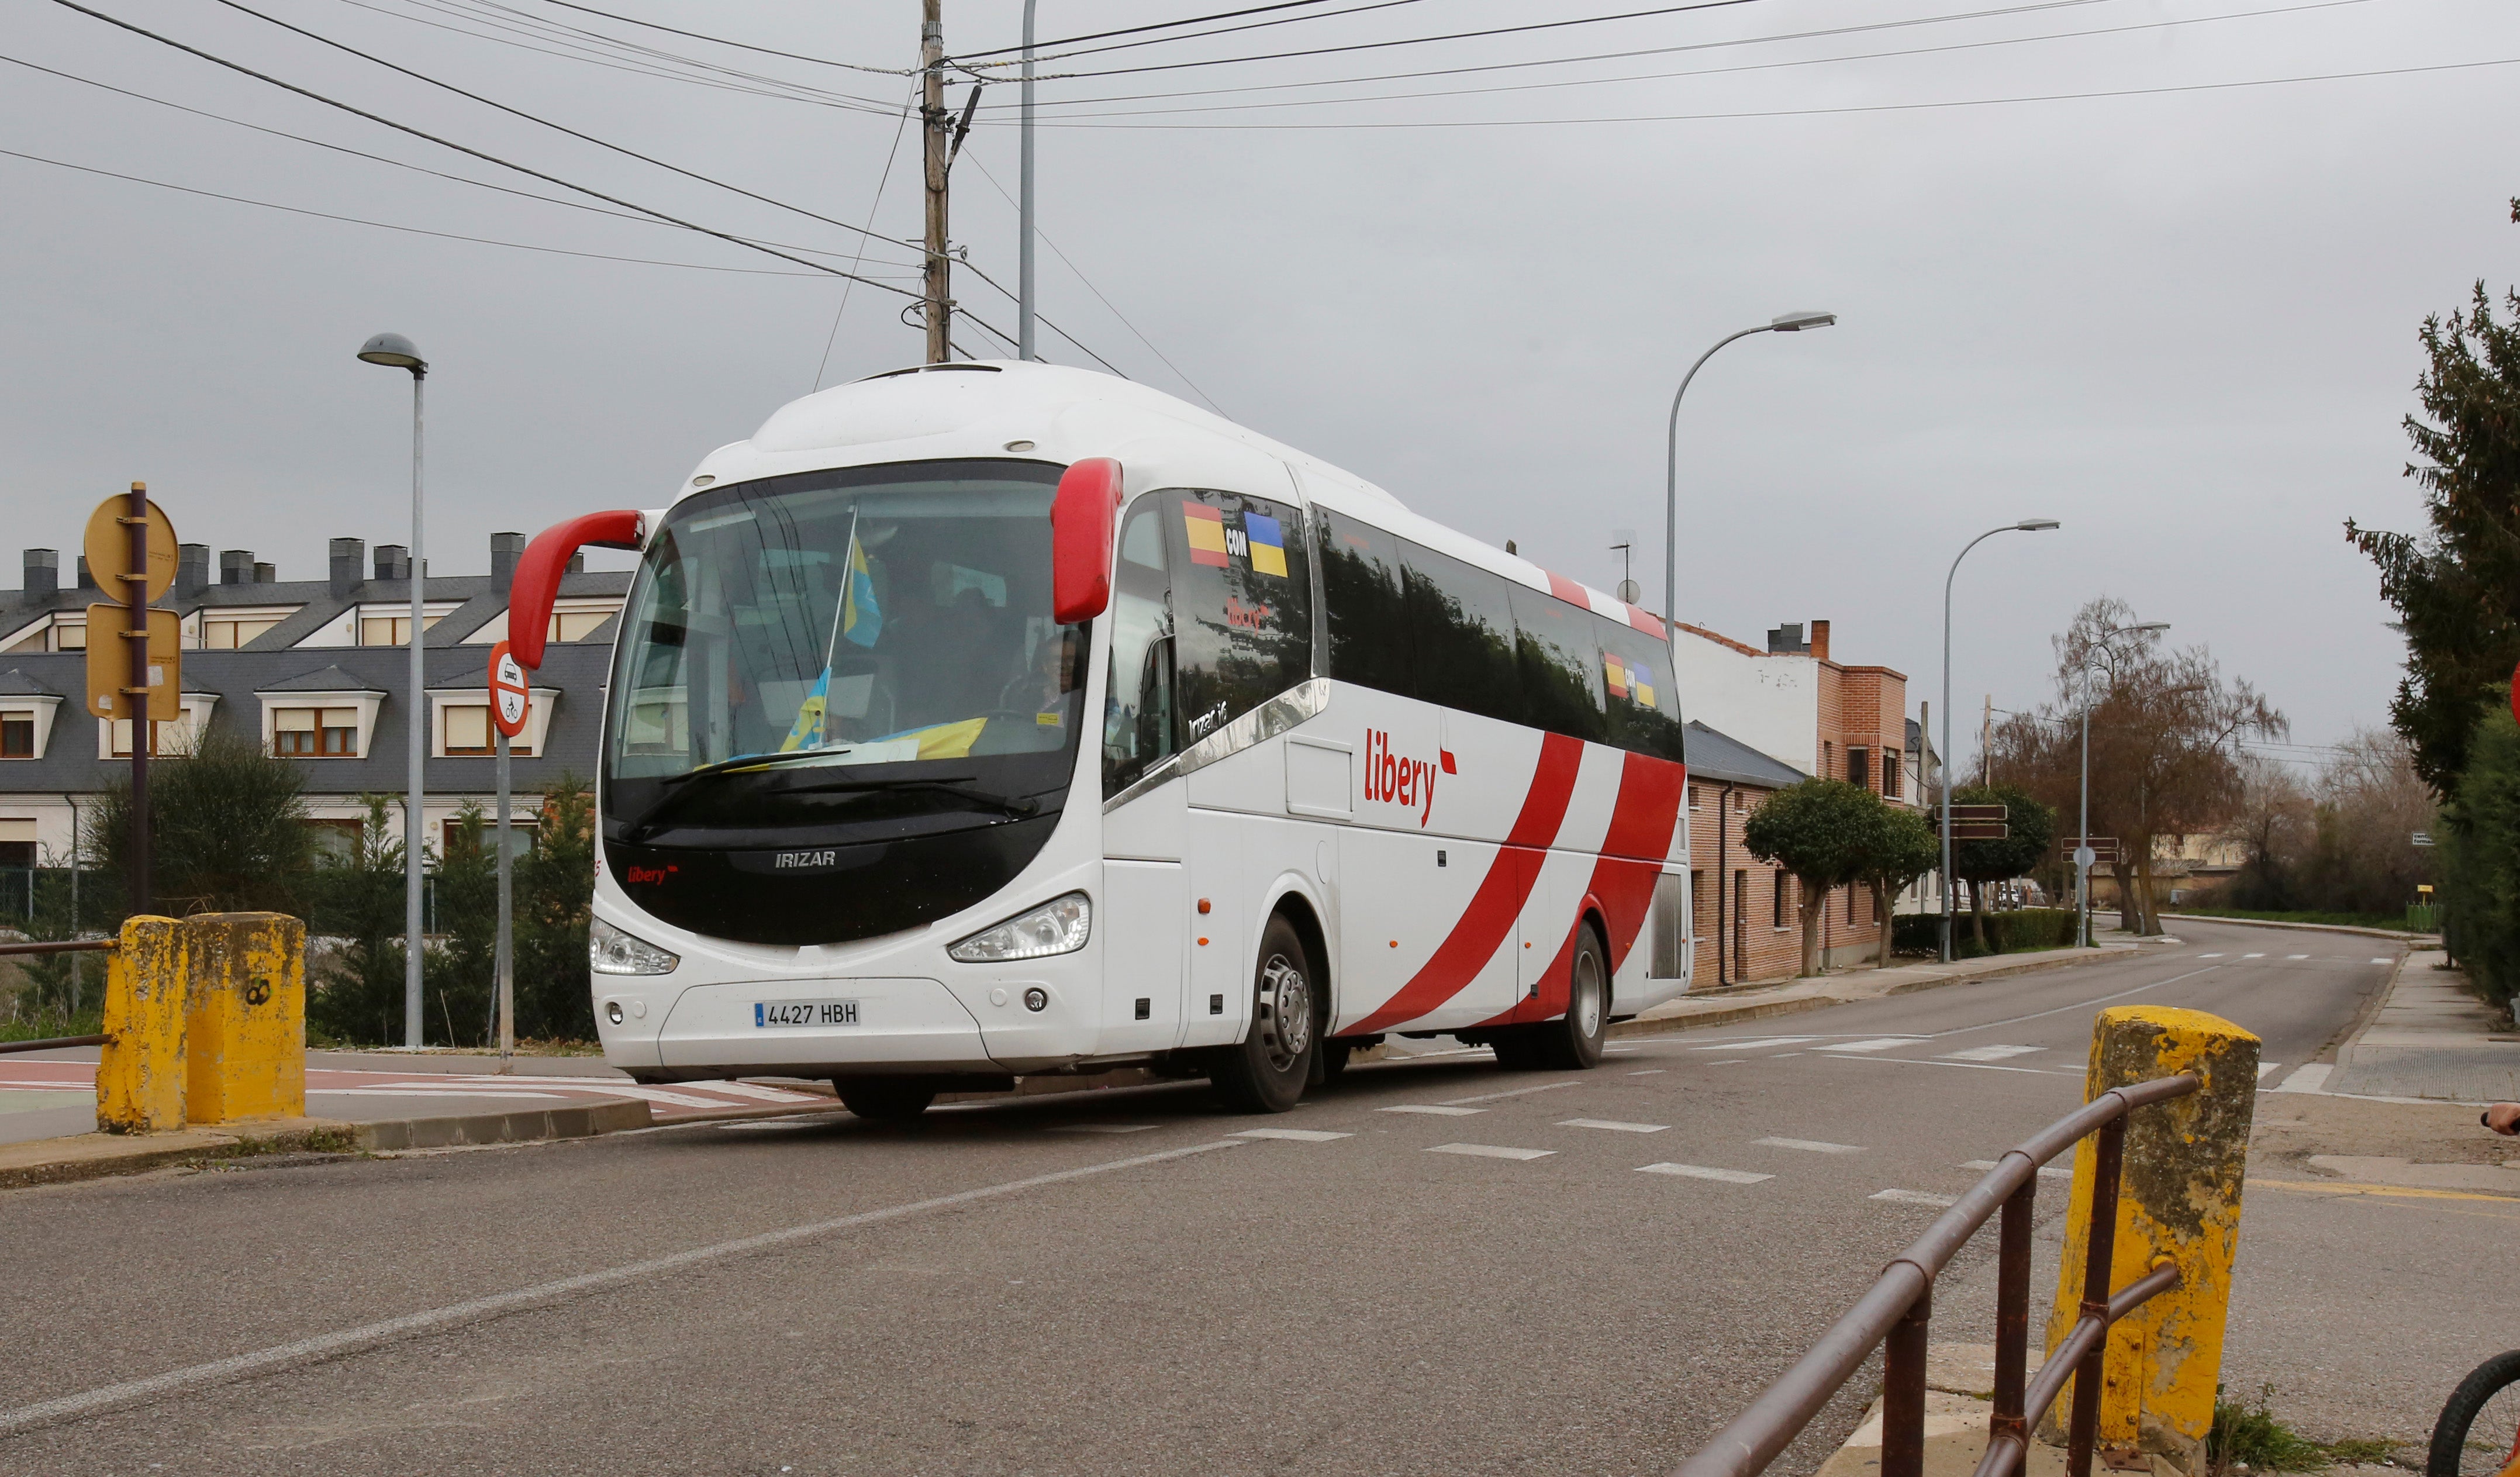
[1685,721,1810,790]
[257,665,386,695]
[0,669,60,697]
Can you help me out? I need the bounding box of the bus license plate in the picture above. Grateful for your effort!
[754,999,860,1028]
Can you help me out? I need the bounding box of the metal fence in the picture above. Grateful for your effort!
[0,937,114,1055]
[1675,1072,2201,1477]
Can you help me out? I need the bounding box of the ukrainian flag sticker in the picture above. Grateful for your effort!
[1244,512,1288,578]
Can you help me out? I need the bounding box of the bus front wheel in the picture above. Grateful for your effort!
[1210,915,1317,1113]
[837,1078,937,1123]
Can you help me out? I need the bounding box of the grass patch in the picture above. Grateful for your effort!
[2320,1438,2398,1466]
[2171,907,2411,931]
[0,1007,105,1044]
[2210,1385,2329,1474]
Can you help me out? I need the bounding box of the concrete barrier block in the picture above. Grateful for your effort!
[96,916,185,1134]
[180,913,306,1126]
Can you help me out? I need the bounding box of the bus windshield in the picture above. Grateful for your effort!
[603,460,1084,841]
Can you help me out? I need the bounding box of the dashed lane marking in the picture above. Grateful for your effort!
[1813,1038,1927,1054]
[2200,953,2224,958]
[1229,1129,1353,1143]
[1558,1118,1668,1133]
[1627,1069,1668,1076]
[2256,1062,2283,1081]
[1963,1159,2072,1179]
[1757,1137,1864,1154]
[2371,957,2394,965]
[1427,1143,1554,1161]
[1939,1045,2045,1062]
[2243,953,2266,960]
[1437,1080,1581,1106]
[2287,954,2310,961]
[1690,1037,1817,1051]
[1378,1105,1485,1117]
[1638,1163,1772,1185]
[1049,1124,1162,1134]
[1809,1054,2074,1077]
[1873,1189,1961,1207]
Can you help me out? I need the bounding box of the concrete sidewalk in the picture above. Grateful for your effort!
[2324,950,2520,1102]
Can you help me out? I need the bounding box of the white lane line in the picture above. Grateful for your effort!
[1048,1124,1161,1134]
[2371,957,2393,965]
[2272,1064,2332,1095]
[1756,1137,1863,1154]
[1939,1045,2045,1062]
[1873,1189,1960,1207]
[1707,1060,1749,1065]
[1638,1163,1772,1185]
[0,1140,1242,1435]
[1690,1037,1817,1051]
[310,1088,570,1100]
[1962,1159,2073,1179]
[1427,1143,1555,1161]
[1558,1118,1668,1134]
[1229,1128,1352,1143]
[2256,1062,2283,1081]
[2243,953,2266,960]
[1809,1055,2076,1078]
[2286,954,2310,961]
[688,1081,826,1103]
[1921,965,2228,1041]
[1814,1038,1926,1054]
[2199,953,2224,958]
[1437,1081,1581,1106]
[1378,1105,1485,1117]
[1627,1069,1668,1076]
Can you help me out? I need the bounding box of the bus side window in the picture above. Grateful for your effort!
[1509,585,1608,744]
[1314,509,1414,699]
[1103,501,1177,796]
[1597,616,1685,762]
[1398,541,1523,727]
[1162,489,1313,745]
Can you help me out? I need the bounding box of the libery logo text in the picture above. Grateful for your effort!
[1364,729,1454,827]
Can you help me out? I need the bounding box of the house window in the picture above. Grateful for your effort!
[53,622,85,652]
[549,608,614,643]
[1688,785,1703,812]
[1848,747,1871,791]
[202,616,284,650]
[1690,869,1707,940]
[275,707,357,757]
[360,615,413,647]
[302,818,366,861]
[1731,790,1745,812]
[1822,740,1834,777]
[1773,869,1789,929]
[110,720,184,757]
[0,716,30,758]
[1848,884,1859,925]
[1884,749,1901,799]
[444,705,492,756]
[0,840,33,869]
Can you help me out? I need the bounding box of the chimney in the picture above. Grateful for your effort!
[22,549,57,596]
[219,549,254,585]
[76,555,95,590]
[1810,619,1831,664]
[176,543,210,595]
[254,561,276,584]
[565,550,585,576]
[490,532,524,598]
[374,543,409,583]
[329,537,364,597]
[1765,622,1806,655]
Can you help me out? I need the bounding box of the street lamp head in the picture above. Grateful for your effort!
[357,332,426,375]
[2015,519,2061,532]
[1770,310,1837,333]
[2131,621,2170,634]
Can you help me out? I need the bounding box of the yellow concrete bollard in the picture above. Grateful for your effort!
[96,916,185,1134]
[2041,1005,2260,1474]
[180,913,306,1125]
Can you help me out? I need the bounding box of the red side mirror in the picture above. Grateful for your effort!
[1051,458,1123,625]
[509,509,645,671]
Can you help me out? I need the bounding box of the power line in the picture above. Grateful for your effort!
[814,90,919,391]
[955,0,1348,60]
[1021,52,2520,128]
[44,0,920,293]
[955,0,1434,68]
[503,0,913,75]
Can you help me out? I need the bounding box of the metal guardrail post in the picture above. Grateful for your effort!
[1990,1181,2034,1447]
[2066,1116,2126,1477]
[1882,1283,1932,1477]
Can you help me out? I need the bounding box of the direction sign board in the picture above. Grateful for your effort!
[488,641,530,737]
[2063,837,2121,861]
[84,605,180,722]
[1947,803,2008,822]
[81,494,177,604]
[1946,823,2008,840]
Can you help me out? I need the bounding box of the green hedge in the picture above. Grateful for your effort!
[1892,908,2080,960]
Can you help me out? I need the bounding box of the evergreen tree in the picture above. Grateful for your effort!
[514,774,595,1041]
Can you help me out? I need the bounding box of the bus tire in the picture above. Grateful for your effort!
[1211,915,1318,1113]
[837,1078,937,1122]
[1320,1038,1355,1082]
[1536,924,1611,1070]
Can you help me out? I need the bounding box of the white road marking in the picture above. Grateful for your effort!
[1707,1060,1749,1066]
[1048,1123,1162,1134]
[1814,1038,1926,1054]
[1627,1069,1668,1076]
[1772,1053,1803,1058]
[2371,958,2393,965]
[2256,1062,2282,1081]
[688,1081,826,1103]
[1809,1054,2074,1077]
[1939,1045,2045,1062]
[2243,953,2266,960]
[1962,1159,2072,1179]
[1638,1163,1772,1185]
[0,1140,1244,1435]
[2286,954,2310,961]
[2272,1064,2332,1095]
[1873,1189,1961,1207]
[1378,1105,1485,1117]
[2199,953,2224,958]
[1690,1037,1817,1051]
[1230,1128,1352,1143]
[1427,1143,1555,1161]
[1558,1118,1668,1133]
[1757,1137,1864,1154]
[310,1088,570,1100]
[1927,965,2228,1041]
[1437,1080,1581,1106]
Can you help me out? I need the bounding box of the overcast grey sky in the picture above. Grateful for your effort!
[5,0,2515,771]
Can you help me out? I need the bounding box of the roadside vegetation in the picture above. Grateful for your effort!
[2207,1384,2398,1475]
[2169,907,2412,932]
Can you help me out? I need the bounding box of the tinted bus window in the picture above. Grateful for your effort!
[1164,489,1312,747]
[1509,586,1608,744]
[1400,543,1522,727]
[1315,509,1414,698]
[1102,499,1176,795]
[1597,616,1685,761]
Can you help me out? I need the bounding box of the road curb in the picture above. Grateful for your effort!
[2155,912,2433,943]
[1610,944,2140,1041]
[355,1098,654,1151]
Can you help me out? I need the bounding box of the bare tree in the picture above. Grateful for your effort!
[2221,754,2314,909]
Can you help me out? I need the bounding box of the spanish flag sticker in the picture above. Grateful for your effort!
[1182,502,1230,567]
[1604,655,1630,698]
[1244,512,1288,578]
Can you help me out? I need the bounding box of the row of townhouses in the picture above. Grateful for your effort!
[0,522,1932,985]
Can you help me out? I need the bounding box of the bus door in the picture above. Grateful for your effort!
[1099,496,1187,1054]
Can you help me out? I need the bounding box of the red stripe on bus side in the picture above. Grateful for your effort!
[1624,603,1665,639]
[1474,753,1687,1027]
[1542,570,1590,610]
[1344,733,1585,1036]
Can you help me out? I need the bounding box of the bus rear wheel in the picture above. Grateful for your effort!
[837,1078,937,1123]
[1210,915,1317,1113]
[1537,925,1611,1069]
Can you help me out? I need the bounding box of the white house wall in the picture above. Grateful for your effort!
[1672,632,1817,774]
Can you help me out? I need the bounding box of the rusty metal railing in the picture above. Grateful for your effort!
[0,937,114,1055]
[1674,1071,2201,1477]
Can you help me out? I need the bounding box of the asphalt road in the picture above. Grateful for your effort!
[0,920,2392,1476]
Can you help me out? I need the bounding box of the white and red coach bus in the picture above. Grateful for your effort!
[505,362,1693,1119]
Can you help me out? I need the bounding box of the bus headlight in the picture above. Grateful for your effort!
[949,892,1091,963]
[591,917,680,975]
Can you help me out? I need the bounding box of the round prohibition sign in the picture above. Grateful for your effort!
[488,640,531,737]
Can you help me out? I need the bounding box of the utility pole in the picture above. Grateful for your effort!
[1019,0,1038,360]
[921,0,951,365]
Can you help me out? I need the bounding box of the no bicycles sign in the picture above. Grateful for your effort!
[488,640,530,738]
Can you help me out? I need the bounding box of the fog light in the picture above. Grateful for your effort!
[606,1000,624,1025]
[1023,987,1048,1013]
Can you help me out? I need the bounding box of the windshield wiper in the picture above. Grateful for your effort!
[656,747,865,789]
[785,775,1040,818]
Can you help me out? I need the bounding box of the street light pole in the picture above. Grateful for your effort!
[1018,0,1037,360]
[1939,519,2060,964]
[358,332,429,1050]
[1662,310,1836,654]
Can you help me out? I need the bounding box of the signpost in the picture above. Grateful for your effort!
[488,641,530,1073]
[2062,837,2121,948]
[1936,803,2009,841]
[82,486,178,915]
